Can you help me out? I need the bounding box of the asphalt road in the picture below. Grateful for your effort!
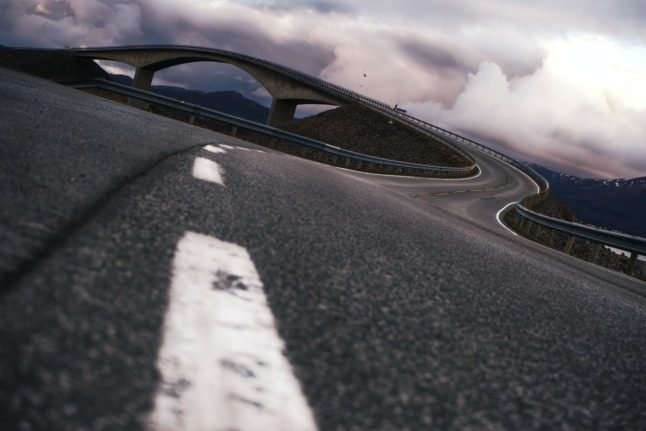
[1,67,646,430]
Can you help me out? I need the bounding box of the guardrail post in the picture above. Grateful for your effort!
[188,114,196,125]
[590,243,602,263]
[511,209,521,226]
[533,224,542,241]
[231,126,238,137]
[564,236,575,255]
[627,252,638,275]
[344,158,351,168]
[548,229,556,247]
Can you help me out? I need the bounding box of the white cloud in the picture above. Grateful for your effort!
[1,0,645,177]
[409,36,646,178]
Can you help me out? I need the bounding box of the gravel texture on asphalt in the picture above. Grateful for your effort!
[2,68,646,431]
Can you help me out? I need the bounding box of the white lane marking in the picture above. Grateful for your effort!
[205,143,266,154]
[203,144,227,154]
[192,157,224,185]
[475,149,541,194]
[334,165,482,181]
[148,231,318,431]
[496,201,520,237]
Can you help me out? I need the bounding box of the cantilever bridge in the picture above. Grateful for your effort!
[72,45,357,126]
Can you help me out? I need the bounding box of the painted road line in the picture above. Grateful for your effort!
[496,202,519,237]
[192,157,224,185]
[468,145,541,194]
[203,144,227,154]
[148,231,317,431]
[334,166,482,181]
[220,144,235,150]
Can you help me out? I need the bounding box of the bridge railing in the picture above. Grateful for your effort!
[71,79,477,178]
[258,48,646,274]
[73,46,644,276]
[73,45,476,167]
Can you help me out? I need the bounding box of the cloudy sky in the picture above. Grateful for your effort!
[2,0,646,178]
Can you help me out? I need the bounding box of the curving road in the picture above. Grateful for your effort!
[1,67,646,430]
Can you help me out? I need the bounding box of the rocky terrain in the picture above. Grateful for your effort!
[278,104,471,167]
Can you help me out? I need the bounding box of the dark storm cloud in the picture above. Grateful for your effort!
[0,0,26,31]
[400,40,474,74]
[244,0,351,14]
[621,154,646,175]
[32,0,75,21]
[134,2,337,76]
[1,0,644,177]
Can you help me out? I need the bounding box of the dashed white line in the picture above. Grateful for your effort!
[203,144,227,154]
[192,157,224,185]
[334,165,482,181]
[148,231,318,431]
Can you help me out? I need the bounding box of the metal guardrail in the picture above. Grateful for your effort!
[388,111,549,193]
[71,79,477,177]
[515,205,646,256]
[71,45,477,166]
[72,45,644,275]
[514,204,645,275]
[71,46,540,176]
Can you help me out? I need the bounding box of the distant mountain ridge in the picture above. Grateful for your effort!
[108,74,646,238]
[110,74,269,123]
[531,164,646,237]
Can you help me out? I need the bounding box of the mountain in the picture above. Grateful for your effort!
[110,74,269,123]
[531,164,646,237]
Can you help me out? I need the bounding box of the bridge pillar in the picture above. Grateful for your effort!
[133,67,154,91]
[268,99,297,126]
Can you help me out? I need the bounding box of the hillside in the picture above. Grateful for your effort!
[532,165,646,237]
[111,74,269,123]
[0,47,109,82]
[0,47,474,171]
[279,104,471,167]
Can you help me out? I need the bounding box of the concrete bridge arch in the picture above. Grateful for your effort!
[72,46,346,125]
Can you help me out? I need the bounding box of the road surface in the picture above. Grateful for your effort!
[1,67,645,430]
